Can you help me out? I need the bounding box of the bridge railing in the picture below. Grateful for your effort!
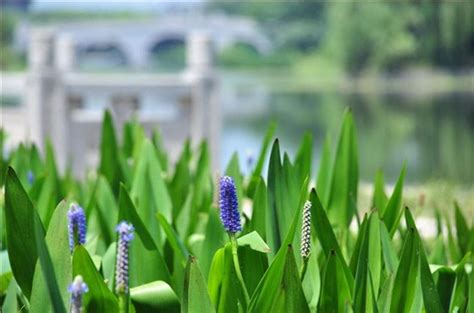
[24,28,220,176]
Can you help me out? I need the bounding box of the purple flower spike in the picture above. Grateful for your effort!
[68,204,86,252]
[115,221,134,294]
[68,275,88,313]
[219,176,242,234]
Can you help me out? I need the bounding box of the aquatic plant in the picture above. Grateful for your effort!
[1,110,472,313]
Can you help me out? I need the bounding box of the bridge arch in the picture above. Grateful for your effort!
[77,42,128,69]
[147,35,186,71]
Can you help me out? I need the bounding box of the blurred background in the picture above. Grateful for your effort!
[0,1,473,209]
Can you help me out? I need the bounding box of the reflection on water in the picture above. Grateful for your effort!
[221,74,474,185]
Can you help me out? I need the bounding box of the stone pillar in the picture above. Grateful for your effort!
[26,28,56,152]
[186,32,220,172]
[53,34,75,172]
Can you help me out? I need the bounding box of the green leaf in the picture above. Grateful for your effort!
[207,246,240,313]
[267,139,301,256]
[131,139,173,245]
[454,202,470,255]
[326,109,358,228]
[72,245,118,312]
[248,177,267,239]
[130,281,180,313]
[247,180,309,312]
[31,203,67,313]
[247,121,276,196]
[302,246,321,311]
[310,189,354,291]
[389,228,418,313]
[318,250,352,313]
[225,152,244,213]
[98,110,122,195]
[182,256,215,313]
[30,201,71,313]
[381,164,406,237]
[4,167,42,298]
[157,212,190,268]
[237,231,271,253]
[353,212,381,313]
[187,141,213,236]
[294,132,312,187]
[2,278,18,313]
[168,140,192,219]
[433,267,455,312]
[275,246,310,313]
[372,170,388,210]
[118,185,172,287]
[380,223,398,274]
[404,209,444,313]
[316,134,332,206]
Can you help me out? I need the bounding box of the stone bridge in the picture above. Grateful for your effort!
[15,14,272,69]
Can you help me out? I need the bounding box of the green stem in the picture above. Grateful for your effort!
[300,257,309,281]
[118,292,129,313]
[230,234,250,306]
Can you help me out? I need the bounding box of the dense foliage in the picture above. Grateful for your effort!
[209,1,474,73]
[0,110,473,312]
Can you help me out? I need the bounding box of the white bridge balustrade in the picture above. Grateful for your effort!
[4,28,220,176]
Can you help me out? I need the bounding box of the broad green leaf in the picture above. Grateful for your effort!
[30,201,71,313]
[2,278,18,313]
[448,254,470,313]
[101,243,117,290]
[318,250,352,313]
[182,256,215,313]
[405,209,444,313]
[168,140,192,219]
[381,164,406,237]
[434,267,455,312]
[380,223,398,274]
[294,132,312,187]
[207,246,239,313]
[353,212,381,313]
[248,177,267,239]
[372,170,388,210]
[267,140,302,257]
[237,231,271,253]
[4,167,43,298]
[302,245,321,311]
[326,109,358,229]
[316,134,332,205]
[72,245,118,312]
[130,281,180,313]
[186,141,213,236]
[389,228,418,313]
[98,110,122,195]
[31,204,67,313]
[157,212,190,268]
[454,202,470,255]
[247,121,276,196]
[225,152,244,213]
[310,189,354,291]
[131,139,172,245]
[247,180,309,312]
[197,208,226,280]
[118,185,172,287]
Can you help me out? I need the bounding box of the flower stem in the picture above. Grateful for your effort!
[229,234,250,306]
[118,292,128,313]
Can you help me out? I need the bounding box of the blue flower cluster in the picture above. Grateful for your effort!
[115,221,134,294]
[68,275,88,313]
[219,176,242,234]
[67,204,86,252]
